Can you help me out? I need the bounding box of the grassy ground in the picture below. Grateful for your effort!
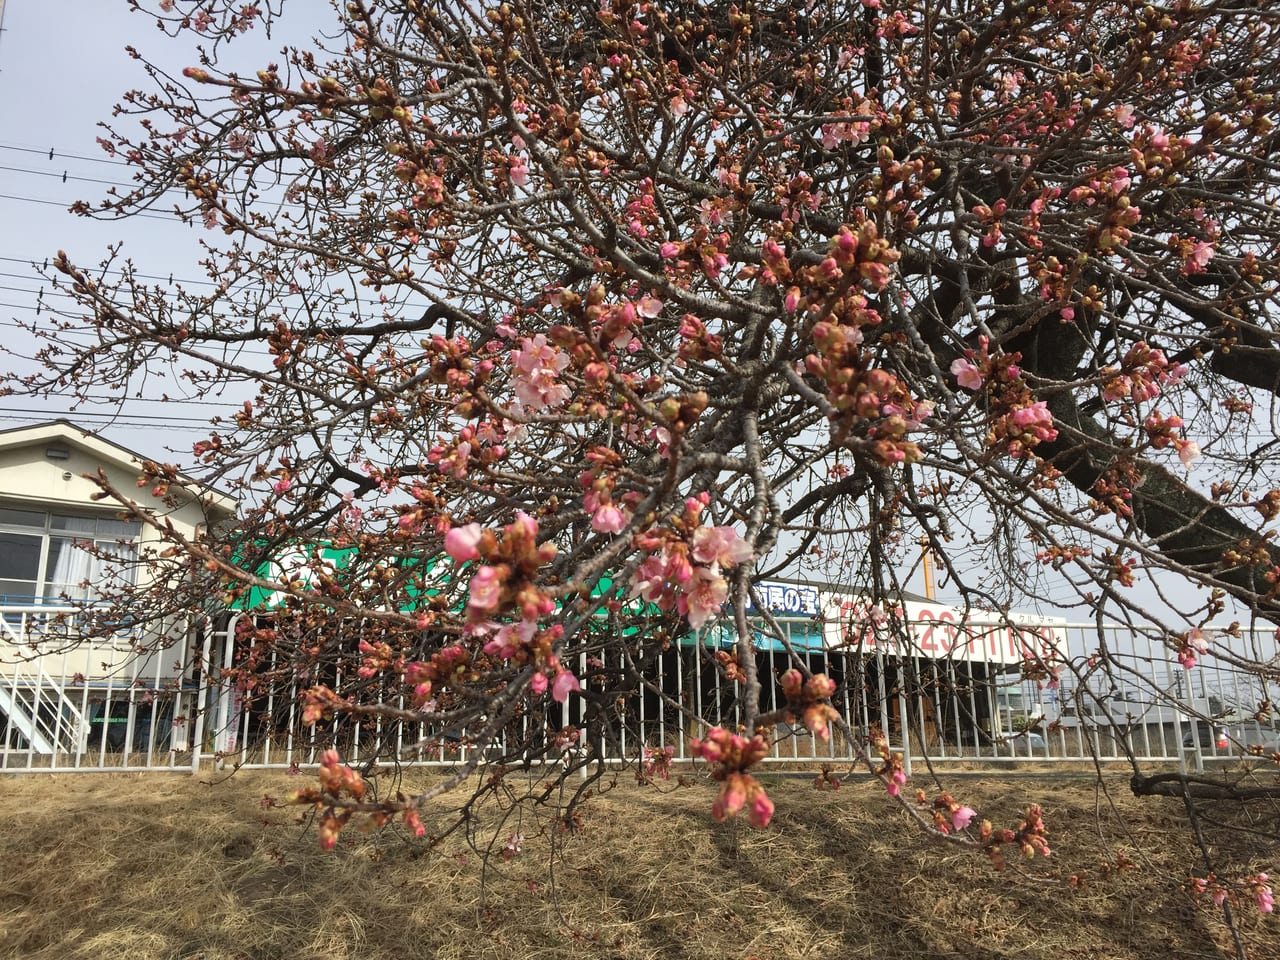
[0,766,1276,960]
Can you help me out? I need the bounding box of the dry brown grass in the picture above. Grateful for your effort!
[0,767,1276,960]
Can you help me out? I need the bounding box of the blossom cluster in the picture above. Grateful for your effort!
[287,749,366,850]
[978,804,1051,870]
[778,669,840,740]
[992,401,1058,458]
[1101,341,1187,405]
[510,334,571,411]
[1176,627,1210,670]
[581,453,635,534]
[867,727,908,797]
[638,744,675,784]
[629,495,753,629]
[689,726,774,828]
[403,644,474,708]
[917,790,977,834]
[445,512,579,701]
[1187,872,1274,915]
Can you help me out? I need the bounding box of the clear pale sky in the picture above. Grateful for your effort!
[0,1,294,455]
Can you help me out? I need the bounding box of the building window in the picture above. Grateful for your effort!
[0,506,140,603]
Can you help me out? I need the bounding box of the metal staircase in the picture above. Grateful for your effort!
[1,608,87,756]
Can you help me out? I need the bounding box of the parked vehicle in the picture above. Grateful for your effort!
[1181,722,1280,752]
[1002,731,1048,753]
[1182,724,1228,750]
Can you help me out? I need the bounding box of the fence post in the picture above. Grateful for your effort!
[898,683,913,778]
[190,615,214,775]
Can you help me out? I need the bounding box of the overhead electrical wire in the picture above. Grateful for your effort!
[0,160,307,212]
[0,142,135,168]
[0,191,178,221]
[0,163,143,189]
[0,405,220,425]
[0,414,219,434]
[1,257,240,289]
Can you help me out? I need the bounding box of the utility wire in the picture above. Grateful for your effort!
[20,393,237,408]
[0,406,219,425]
[0,163,144,189]
[0,414,213,434]
[0,142,133,168]
[0,257,231,289]
[0,161,308,212]
[0,284,69,297]
[0,145,352,212]
[0,191,181,221]
[0,407,217,427]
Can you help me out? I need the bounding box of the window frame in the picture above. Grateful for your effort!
[0,504,141,604]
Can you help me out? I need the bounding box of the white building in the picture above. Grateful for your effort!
[0,420,235,763]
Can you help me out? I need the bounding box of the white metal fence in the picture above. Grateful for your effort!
[3,605,1277,776]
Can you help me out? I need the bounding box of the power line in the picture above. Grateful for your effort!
[0,414,212,434]
[40,394,237,408]
[0,192,179,221]
[0,405,223,425]
[0,163,143,190]
[0,142,133,168]
[0,146,357,214]
[0,256,223,289]
[0,315,279,358]
[0,161,307,213]
[0,283,76,297]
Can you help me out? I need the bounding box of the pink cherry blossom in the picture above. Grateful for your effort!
[691,525,753,568]
[1184,240,1214,275]
[749,790,775,828]
[1255,874,1274,913]
[629,553,670,604]
[950,358,984,391]
[551,667,580,703]
[511,334,571,411]
[1000,400,1058,456]
[467,565,503,618]
[951,805,976,830]
[484,619,535,659]
[637,295,664,318]
[1188,627,1209,654]
[591,503,628,533]
[680,565,729,629]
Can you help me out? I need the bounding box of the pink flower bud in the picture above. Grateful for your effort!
[1178,440,1201,468]
[445,523,483,562]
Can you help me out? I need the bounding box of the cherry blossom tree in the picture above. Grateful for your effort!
[13,0,1280,929]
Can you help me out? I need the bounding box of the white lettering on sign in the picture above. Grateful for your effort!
[751,582,820,615]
